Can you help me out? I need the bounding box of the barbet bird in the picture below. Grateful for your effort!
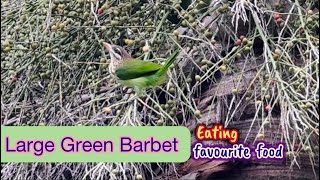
[103,42,179,95]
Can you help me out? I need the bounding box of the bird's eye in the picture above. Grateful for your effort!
[112,47,123,60]
[114,47,122,56]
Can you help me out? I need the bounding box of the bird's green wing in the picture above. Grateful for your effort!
[115,60,162,80]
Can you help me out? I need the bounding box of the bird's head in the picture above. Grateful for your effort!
[102,42,132,75]
[102,42,131,62]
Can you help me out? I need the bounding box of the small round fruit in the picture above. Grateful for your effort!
[287,41,294,48]
[156,119,164,126]
[274,48,282,55]
[194,110,201,118]
[136,174,143,180]
[264,105,272,112]
[256,133,265,139]
[242,38,248,45]
[232,88,238,94]
[142,45,150,52]
[273,13,281,20]
[46,53,52,58]
[255,100,262,105]
[111,20,119,26]
[38,122,46,126]
[305,102,313,108]
[51,25,58,31]
[204,31,213,38]
[100,58,107,63]
[168,82,174,88]
[307,9,313,15]
[45,47,51,53]
[195,75,201,81]
[243,46,251,54]
[4,46,11,52]
[83,11,90,18]
[223,58,230,64]
[201,65,208,71]
[183,13,189,20]
[235,39,242,46]
[173,30,179,36]
[273,53,280,60]
[97,8,104,14]
[188,16,195,23]
[303,146,311,152]
[169,87,175,93]
[31,42,38,50]
[3,40,10,47]
[167,100,174,105]
[127,39,135,46]
[58,23,65,29]
[111,169,119,175]
[169,111,175,116]
[102,107,112,113]
[174,3,181,9]
[181,20,188,27]
[276,18,283,24]
[220,65,227,71]
[100,26,107,31]
[264,94,271,100]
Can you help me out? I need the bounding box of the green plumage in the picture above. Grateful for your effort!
[115,60,162,80]
[114,50,179,95]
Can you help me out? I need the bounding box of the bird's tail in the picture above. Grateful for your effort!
[156,49,179,76]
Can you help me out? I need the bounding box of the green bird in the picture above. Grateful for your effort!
[103,42,179,95]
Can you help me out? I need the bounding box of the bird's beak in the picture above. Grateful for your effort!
[102,42,112,52]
